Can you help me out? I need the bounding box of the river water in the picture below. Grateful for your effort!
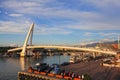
[0,55,70,80]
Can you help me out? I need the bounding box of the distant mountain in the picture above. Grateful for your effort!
[86,40,118,47]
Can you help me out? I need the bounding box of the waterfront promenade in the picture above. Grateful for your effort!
[61,60,120,80]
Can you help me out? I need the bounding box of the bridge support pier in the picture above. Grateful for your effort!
[20,52,25,57]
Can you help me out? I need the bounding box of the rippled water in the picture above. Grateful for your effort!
[0,55,70,80]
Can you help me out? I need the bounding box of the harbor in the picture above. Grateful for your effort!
[0,55,69,80]
[16,55,120,80]
[1,1,120,79]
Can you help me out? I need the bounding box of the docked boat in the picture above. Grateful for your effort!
[69,56,81,63]
[25,63,82,80]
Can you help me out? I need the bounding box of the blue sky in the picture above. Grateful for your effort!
[0,0,120,46]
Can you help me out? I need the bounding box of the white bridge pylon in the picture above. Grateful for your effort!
[20,23,34,57]
[8,23,117,56]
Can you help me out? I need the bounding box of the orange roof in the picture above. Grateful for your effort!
[112,44,118,49]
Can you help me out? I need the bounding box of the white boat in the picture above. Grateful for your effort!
[69,56,81,63]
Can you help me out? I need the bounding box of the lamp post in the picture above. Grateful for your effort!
[118,36,120,49]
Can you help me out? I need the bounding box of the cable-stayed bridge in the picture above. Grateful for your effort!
[8,23,117,57]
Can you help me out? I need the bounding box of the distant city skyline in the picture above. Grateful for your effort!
[0,0,120,46]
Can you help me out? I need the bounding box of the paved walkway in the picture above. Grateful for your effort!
[61,60,120,80]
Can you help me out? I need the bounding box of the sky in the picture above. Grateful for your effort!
[0,0,120,46]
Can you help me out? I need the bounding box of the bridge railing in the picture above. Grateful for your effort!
[8,45,117,55]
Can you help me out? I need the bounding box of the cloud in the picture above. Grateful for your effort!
[0,0,120,33]
[0,0,103,19]
[34,24,72,35]
[100,38,115,43]
[9,43,18,47]
[0,20,31,33]
[84,32,93,36]
[99,32,119,37]
[9,13,23,17]
[0,0,101,19]
[0,20,72,35]
[79,0,120,10]
[65,21,120,30]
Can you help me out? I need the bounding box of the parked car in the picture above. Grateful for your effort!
[44,66,54,73]
[61,62,70,66]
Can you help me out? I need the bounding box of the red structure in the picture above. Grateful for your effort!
[112,44,118,49]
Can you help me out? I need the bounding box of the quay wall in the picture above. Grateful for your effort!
[18,72,63,80]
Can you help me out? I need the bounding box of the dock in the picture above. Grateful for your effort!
[18,72,63,80]
[18,71,81,80]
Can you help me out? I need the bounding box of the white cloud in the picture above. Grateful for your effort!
[0,0,120,32]
[0,0,102,19]
[98,32,120,41]
[0,21,31,33]
[84,32,93,36]
[81,0,120,8]
[66,21,120,30]
[99,32,119,37]
[9,13,23,17]
[100,38,115,43]
[0,20,72,35]
[9,43,18,47]
[34,24,72,35]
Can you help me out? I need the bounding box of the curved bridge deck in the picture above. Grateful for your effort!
[8,45,116,55]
